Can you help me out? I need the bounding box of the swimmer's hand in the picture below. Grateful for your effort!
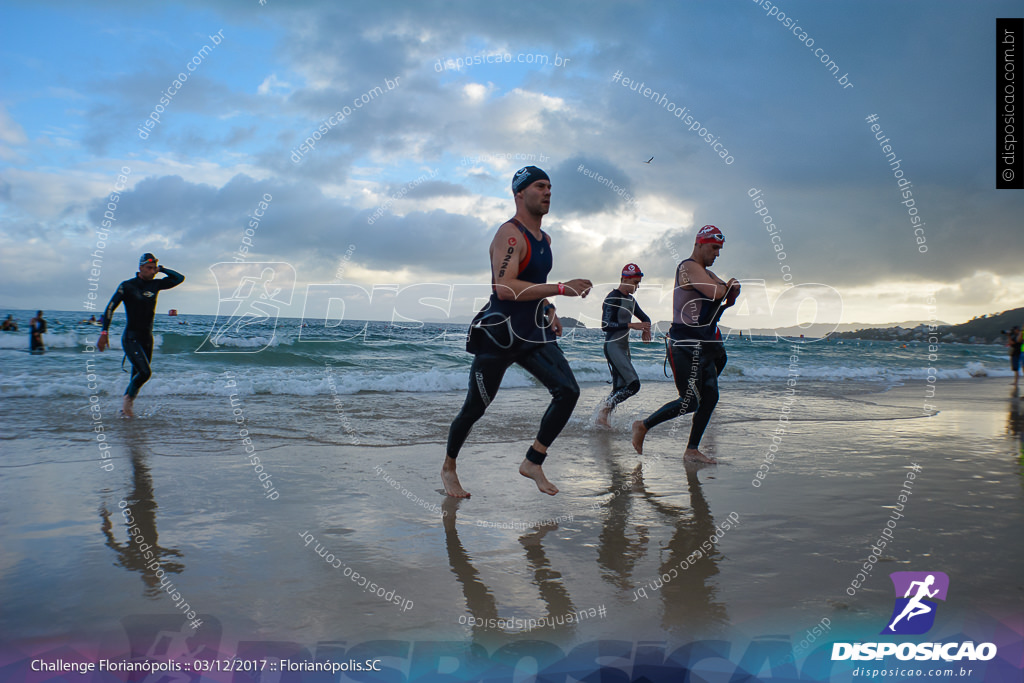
[549,311,563,337]
[561,278,593,298]
[97,331,109,352]
[724,279,741,307]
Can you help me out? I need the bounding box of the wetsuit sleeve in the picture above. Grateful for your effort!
[633,299,651,324]
[601,291,628,333]
[102,282,126,332]
[156,267,185,290]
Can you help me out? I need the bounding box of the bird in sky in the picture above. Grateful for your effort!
[645,156,654,164]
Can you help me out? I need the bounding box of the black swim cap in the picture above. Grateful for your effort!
[139,253,158,267]
[512,166,550,193]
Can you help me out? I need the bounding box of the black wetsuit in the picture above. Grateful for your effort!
[102,268,184,398]
[642,260,730,449]
[601,288,651,408]
[448,219,580,465]
[29,317,47,353]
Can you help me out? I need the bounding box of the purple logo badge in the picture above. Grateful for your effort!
[882,571,949,635]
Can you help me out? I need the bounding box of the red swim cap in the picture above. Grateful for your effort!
[695,225,725,244]
[621,263,644,278]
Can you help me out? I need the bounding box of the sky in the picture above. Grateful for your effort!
[0,0,1021,329]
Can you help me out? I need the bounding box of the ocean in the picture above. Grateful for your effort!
[0,308,1012,403]
[2,308,1022,682]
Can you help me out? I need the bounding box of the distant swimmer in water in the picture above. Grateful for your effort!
[888,574,939,631]
[444,166,593,497]
[80,315,99,325]
[2,314,17,331]
[98,253,185,418]
[631,225,740,464]
[29,311,47,353]
[596,263,652,427]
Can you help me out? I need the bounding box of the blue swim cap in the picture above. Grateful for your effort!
[512,166,550,193]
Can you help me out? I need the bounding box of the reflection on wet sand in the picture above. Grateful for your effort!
[99,435,184,596]
[592,432,730,638]
[639,463,730,636]
[1008,386,1024,478]
[592,436,650,591]
[443,497,581,644]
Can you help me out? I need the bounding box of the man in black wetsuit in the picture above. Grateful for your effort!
[97,253,185,417]
[29,311,47,353]
[631,225,740,463]
[596,264,652,427]
[444,166,593,498]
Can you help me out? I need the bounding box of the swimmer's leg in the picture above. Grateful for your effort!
[634,343,700,454]
[444,355,511,497]
[684,350,719,464]
[121,333,154,418]
[516,343,580,495]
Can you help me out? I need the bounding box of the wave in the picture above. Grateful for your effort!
[1,360,1010,399]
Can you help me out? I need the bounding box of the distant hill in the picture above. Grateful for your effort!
[652,307,1024,344]
[559,316,586,329]
[834,307,1024,344]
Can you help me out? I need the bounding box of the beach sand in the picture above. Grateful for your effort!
[2,375,1023,678]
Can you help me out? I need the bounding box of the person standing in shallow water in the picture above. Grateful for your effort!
[98,253,184,418]
[29,311,47,353]
[631,225,740,463]
[443,166,593,498]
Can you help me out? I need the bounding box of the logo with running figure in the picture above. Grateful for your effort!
[198,262,296,354]
[882,571,949,635]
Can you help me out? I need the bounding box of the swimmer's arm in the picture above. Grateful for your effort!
[156,266,185,289]
[632,299,652,341]
[490,223,590,301]
[633,300,651,324]
[680,261,729,299]
[546,304,563,337]
[101,283,125,332]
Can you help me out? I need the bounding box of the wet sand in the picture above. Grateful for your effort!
[2,377,1023,679]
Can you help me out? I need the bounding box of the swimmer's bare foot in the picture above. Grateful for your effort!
[631,420,647,454]
[519,459,559,495]
[442,456,470,498]
[683,447,717,464]
[120,396,135,419]
[596,404,612,428]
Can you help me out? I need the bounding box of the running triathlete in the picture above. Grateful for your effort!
[596,263,651,427]
[98,254,185,417]
[632,225,739,463]
[444,166,593,498]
